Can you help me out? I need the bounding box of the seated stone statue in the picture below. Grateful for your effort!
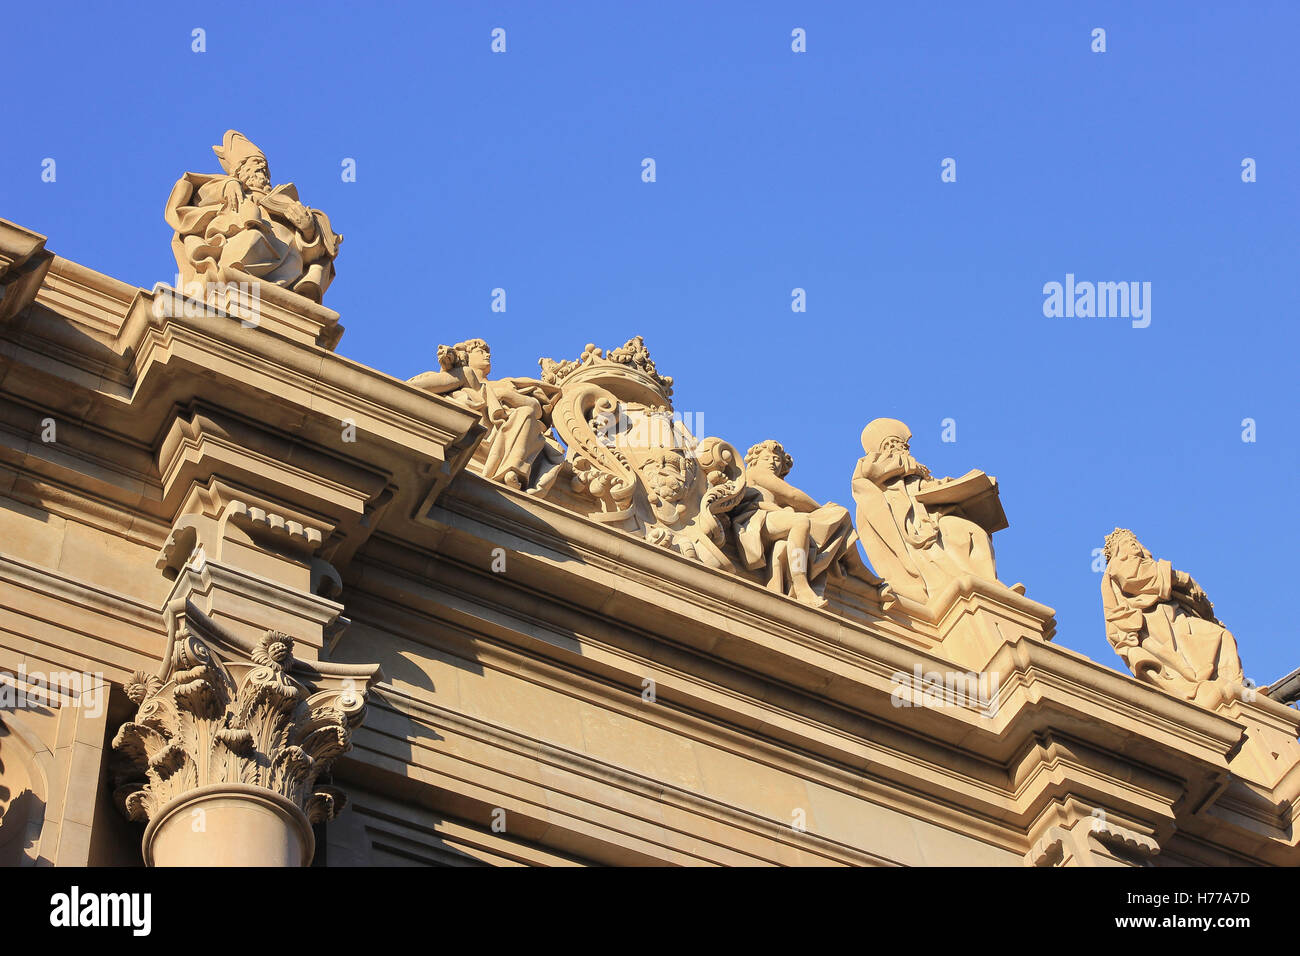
[409,339,563,492]
[1101,528,1244,708]
[165,130,342,303]
[851,418,999,605]
[731,440,856,609]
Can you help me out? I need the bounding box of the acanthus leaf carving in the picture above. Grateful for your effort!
[112,599,381,827]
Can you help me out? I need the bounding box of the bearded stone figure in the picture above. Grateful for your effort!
[731,440,856,609]
[165,130,342,302]
[1101,528,1245,708]
[409,339,564,493]
[851,418,1004,605]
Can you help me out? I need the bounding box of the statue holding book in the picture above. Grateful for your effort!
[850,418,1007,605]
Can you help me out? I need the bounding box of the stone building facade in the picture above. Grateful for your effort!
[1,137,1297,867]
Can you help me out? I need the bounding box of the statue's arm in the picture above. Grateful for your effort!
[856,452,908,486]
[749,469,819,511]
[408,368,469,395]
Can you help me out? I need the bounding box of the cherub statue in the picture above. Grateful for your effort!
[1101,528,1245,708]
[164,130,342,302]
[731,440,856,609]
[408,339,563,492]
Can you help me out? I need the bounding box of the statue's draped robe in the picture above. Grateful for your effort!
[1102,552,1243,688]
[730,487,857,583]
[480,378,561,487]
[165,173,341,301]
[852,454,992,603]
[438,370,559,488]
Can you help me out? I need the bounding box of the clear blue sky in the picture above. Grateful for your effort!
[3,1,1296,684]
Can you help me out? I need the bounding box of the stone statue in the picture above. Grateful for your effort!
[1101,528,1244,707]
[409,338,564,492]
[532,338,884,610]
[851,418,1005,605]
[731,440,856,608]
[165,130,342,303]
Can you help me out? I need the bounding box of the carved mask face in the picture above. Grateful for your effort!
[237,157,271,192]
[640,452,691,504]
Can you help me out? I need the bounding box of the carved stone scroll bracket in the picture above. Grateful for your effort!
[154,478,350,658]
[1026,799,1161,867]
[550,382,639,515]
[156,480,334,583]
[111,592,383,866]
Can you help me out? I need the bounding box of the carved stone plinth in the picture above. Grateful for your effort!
[907,574,1056,672]
[112,584,383,866]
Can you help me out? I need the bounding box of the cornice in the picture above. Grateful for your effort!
[340,572,1026,850]
[421,474,1246,766]
[0,219,53,324]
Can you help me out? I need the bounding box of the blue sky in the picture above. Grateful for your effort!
[3,1,1297,684]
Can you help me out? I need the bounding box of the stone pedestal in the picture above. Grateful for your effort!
[892,574,1057,672]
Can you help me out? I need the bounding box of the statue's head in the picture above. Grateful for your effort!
[214,130,270,190]
[745,440,793,478]
[1103,528,1146,563]
[235,156,271,192]
[860,418,912,457]
[439,339,492,376]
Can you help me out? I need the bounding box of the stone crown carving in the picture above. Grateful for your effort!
[540,336,675,405]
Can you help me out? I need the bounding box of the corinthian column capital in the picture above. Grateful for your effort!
[112,590,383,865]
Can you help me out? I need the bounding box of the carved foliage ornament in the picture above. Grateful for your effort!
[113,600,379,825]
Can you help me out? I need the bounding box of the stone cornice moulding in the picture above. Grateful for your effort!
[0,458,168,553]
[0,219,54,325]
[0,551,164,634]
[120,290,484,457]
[1024,796,1163,867]
[2,248,484,479]
[352,612,1029,854]
[426,471,1059,660]
[348,544,1261,854]
[155,406,387,506]
[420,475,1242,764]
[394,481,1300,860]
